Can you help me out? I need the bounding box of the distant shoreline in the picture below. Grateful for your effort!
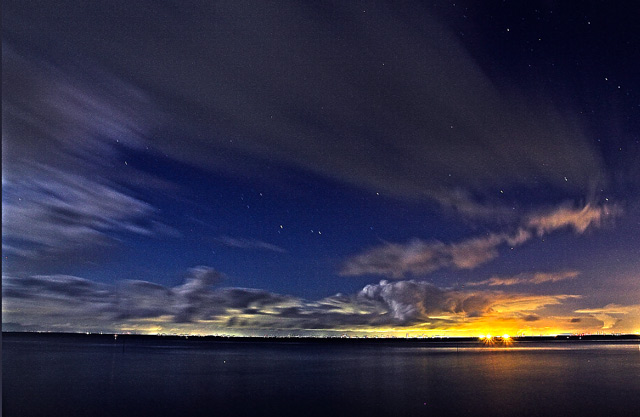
[3,331,639,344]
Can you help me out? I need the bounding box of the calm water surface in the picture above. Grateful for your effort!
[3,334,639,417]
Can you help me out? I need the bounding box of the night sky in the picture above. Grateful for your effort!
[3,0,639,336]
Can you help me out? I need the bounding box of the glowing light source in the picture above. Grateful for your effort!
[480,333,514,345]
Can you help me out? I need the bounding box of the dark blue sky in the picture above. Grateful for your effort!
[3,0,639,335]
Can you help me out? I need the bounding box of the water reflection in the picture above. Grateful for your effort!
[3,335,639,417]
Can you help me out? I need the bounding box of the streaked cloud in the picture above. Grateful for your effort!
[215,236,287,253]
[2,165,168,263]
[468,270,580,287]
[528,204,619,236]
[575,304,640,315]
[2,46,156,172]
[341,203,615,279]
[340,233,520,279]
[2,49,176,266]
[3,1,605,215]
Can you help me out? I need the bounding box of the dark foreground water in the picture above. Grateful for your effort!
[3,333,639,417]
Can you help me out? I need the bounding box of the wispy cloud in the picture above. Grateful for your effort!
[340,235,505,279]
[575,304,640,315]
[430,188,519,221]
[528,204,619,236]
[340,231,530,279]
[215,236,287,253]
[2,165,167,262]
[341,203,615,279]
[3,1,605,215]
[2,47,156,172]
[467,270,580,287]
[2,49,176,266]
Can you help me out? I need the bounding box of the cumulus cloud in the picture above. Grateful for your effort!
[1,267,299,330]
[356,279,576,326]
[2,268,585,334]
[574,304,640,330]
[357,279,488,323]
[467,270,580,287]
[215,236,287,253]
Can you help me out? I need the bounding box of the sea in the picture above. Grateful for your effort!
[2,333,639,417]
